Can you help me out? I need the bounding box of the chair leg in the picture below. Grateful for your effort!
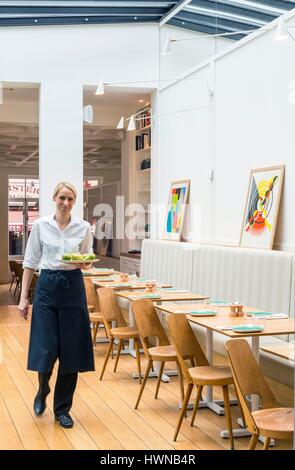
[135,358,152,409]
[190,385,203,427]
[92,322,99,345]
[222,385,234,450]
[155,361,165,399]
[233,384,246,428]
[100,337,114,380]
[176,361,184,402]
[134,338,142,384]
[263,437,271,450]
[14,280,19,296]
[114,339,124,372]
[248,434,259,450]
[174,383,193,442]
[9,275,15,292]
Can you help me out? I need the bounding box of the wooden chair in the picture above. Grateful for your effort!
[226,339,294,450]
[9,260,17,292]
[28,272,38,303]
[97,287,141,382]
[84,277,104,345]
[167,314,235,449]
[13,263,24,302]
[132,299,186,409]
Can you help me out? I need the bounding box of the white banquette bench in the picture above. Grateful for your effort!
[140,239,294,387]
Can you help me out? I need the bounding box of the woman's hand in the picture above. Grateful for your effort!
[18,297,29,320]
[77,262,93,270]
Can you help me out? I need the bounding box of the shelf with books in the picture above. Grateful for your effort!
[136,146,151,153]
[135,124,151,133]
[136,107,151,131]
[137,168,151,174]
[132,106,152,247]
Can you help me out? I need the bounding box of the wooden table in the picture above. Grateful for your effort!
[82,268,121,277]
[115,291,208,380]
[186,306,295,439]
[92,278,172,290]
[260,342,295,362]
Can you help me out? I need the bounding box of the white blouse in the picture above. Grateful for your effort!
[23,214,93,271]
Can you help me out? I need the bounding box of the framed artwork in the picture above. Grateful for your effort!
[240,165,285,249]
[163,179,190,241]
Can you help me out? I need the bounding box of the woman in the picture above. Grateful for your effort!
[18,181,95,429]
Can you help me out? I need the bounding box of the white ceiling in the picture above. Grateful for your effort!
[0,83,151,170]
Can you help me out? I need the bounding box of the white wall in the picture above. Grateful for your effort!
[0,22,159,282]
[0,22,159,217]
[160,24,231,81]
[155,13,295,251]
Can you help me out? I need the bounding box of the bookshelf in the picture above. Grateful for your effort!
[135,107,151,240]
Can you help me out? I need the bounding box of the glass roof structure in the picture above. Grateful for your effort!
[0,1,294,41]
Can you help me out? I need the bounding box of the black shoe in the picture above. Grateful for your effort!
[33,385,50,415]
[55,414,74,428]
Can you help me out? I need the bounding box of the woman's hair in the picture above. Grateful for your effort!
[53,181,77,200]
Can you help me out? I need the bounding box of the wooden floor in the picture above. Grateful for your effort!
[0,284,293,450]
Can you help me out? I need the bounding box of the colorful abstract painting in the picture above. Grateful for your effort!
[164,180,190,241]
[240,166,284,249]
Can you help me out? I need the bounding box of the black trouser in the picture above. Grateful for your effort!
[39,364,78,417]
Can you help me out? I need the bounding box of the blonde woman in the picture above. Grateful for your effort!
[18,182,95,428]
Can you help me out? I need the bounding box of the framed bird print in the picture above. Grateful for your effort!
[240,165,285,249]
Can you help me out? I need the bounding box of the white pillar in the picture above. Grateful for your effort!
[39,80,83,218]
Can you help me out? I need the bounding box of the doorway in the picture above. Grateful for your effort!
[8,178,39,257]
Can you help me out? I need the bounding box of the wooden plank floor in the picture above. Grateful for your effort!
[0,284,293,450]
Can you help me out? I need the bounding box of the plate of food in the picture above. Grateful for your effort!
[58,253,100,264]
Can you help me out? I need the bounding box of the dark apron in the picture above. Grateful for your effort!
[28,269,95,374]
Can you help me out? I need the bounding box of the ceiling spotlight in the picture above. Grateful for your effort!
[134,16,138,20]
[275,16,288,41]
[162,35,172,55]
[116,116,125,129]
[127,115,136,131]
[85,17,89,22]
[95,80,105,95]
[139,99,144,103]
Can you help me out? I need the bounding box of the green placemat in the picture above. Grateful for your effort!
[248,311,273,316]
[189,310,217,316]
[232,325,264,333]
[208,300,231,306]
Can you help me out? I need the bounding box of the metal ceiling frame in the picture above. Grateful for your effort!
[0,1,294,41]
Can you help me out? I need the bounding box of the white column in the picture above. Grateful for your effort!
[39,81,83,218]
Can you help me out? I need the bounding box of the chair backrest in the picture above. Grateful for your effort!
[132,299,170,356]
[97,287,126,337]
[9,260,17,275]
[167,314,208,382]
[84,277,100,311]
[225,339,279,434]
[14,262,24,280]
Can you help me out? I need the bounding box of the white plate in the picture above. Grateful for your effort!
[59,258,100,264]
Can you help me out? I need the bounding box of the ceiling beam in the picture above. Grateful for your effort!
[160,0,192,26]
[16,148,38,167]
